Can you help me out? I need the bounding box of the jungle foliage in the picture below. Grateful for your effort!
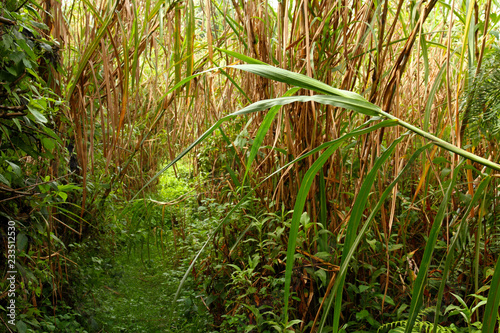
[1,0,500,332]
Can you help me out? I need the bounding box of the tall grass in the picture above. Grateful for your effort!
[56,0,500,330]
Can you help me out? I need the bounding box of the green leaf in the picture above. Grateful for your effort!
[0,173,11,187]
[27,104,47,124]
[388,244,403,251]
[10,51,25,64]
[43,126,63,144]
[16,320,28,333]
[12,118,22,132]
[57,191,68,202]
[2,34,14,49]
[41,137,55,151]
[315,269,327,286]
[6,160,21,177]
[39,42,52,52]
[50,233,66,249]
[432,156,451,165]
[57,184,81,192]
[286,319,302,328]
[216,47,268,65]
[356,309,370,320]
[17,233,28,251]
[230,64,367,101]
[30,21,49,30]
[16,38,36,60]
[22,57,32,69]
[243,87,300,184]
[6,66,18,76]
[359,285,370,293]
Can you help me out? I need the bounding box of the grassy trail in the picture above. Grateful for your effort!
[72,234,214,332]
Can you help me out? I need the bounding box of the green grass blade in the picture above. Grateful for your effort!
[229,65,367,100]
[231,95,381,117]
[482,254,500,332]
[424,63,446,132]
[317,142,432,332]
[230,64,500,171]
[217,67,253,103]
[66,0,119,100]
[242,87,300,184]
[283,129,405,323]
[216,47,267,65]
[185,0,195,94]
[318,167,328,253]
[174,4,181,91]
[404,160,465,333]
[330,135,407,332]
[433,175,492,332]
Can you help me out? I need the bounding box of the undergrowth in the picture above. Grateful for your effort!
[61,161,216,332]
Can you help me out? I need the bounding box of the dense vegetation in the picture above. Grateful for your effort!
[1,0,500,332]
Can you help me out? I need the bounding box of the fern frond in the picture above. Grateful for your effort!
[461,49,500,143]
[378,307,453,333]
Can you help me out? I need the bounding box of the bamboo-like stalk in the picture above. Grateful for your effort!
[56,0,500,330]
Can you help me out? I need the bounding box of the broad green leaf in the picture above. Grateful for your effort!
[10,51,25,64]
[315,269,327,286]
[57,191,68,202]
[27,104,47,124]
[2,34,14,49]
[17,233,28,251]
[16,320,28,333]
[6,160,21,177]
[41,137,55,151]
[43,126,63,144]
[6,66,17,76]
[16,38,36,59]
[30,20,49,30]
[0,173,10,187]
